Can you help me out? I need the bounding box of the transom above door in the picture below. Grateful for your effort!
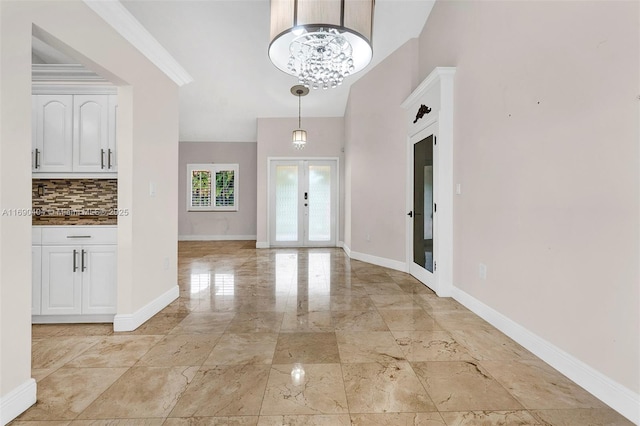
[269,159,338,247]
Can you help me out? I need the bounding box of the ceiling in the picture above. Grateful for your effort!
[35,0,435,142]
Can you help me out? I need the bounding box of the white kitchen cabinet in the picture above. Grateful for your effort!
[41,246,83,315]
[32,93,117,175]
[82,245,117,314]
[32,246,41,315]
[73,95,109,173]
[32,95,73,172]
[34,226,117,322]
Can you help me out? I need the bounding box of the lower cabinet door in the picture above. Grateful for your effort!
[41,246,82,315]
[32,246,42,315]
[81,245,117,314]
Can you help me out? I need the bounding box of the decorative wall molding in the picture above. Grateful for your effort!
[402,66,456,297]
[0,379,36,425]
[451,286,640,425]
[255,242,270,249]
[412,104,432,123]
[113,285,178,332]
[179,235,257,241]
[82,0,193,87]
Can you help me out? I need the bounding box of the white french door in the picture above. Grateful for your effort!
[269,159,337,247]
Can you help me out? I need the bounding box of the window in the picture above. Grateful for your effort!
[187,163,238,211]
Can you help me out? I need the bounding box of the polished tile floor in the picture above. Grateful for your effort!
[12,241,633,425]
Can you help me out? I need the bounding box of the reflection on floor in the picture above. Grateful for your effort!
[13,241,632,425]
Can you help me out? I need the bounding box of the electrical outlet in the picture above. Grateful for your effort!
[478,263,487,280]
[366,233,371,242]
[163,257,170,270]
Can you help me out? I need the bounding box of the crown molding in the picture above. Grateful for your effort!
[32,64,109,83]
[82,0,193,87]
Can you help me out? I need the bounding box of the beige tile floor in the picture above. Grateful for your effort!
[12,241,633,425]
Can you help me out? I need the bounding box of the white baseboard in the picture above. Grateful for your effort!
[33,314,114,324]
[451,286,640,425]
[1,378,36,425]
[255,241,269,249]
[341,244,407,273]
[337,241,345,249]
[179,234,256,241]
[113,285,178,332]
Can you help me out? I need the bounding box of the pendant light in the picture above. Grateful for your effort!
[291,85,309,149]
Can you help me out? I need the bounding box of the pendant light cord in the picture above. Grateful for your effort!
[297,91,302,128]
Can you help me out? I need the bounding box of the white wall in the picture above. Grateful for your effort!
[178,142,257,240]
[418,0,639,395]
[0,1,180,422]
[256,117,345,246]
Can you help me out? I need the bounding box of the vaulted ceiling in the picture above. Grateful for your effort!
[35,1,435,142]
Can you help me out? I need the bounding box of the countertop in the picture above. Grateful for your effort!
[32,215,117,226]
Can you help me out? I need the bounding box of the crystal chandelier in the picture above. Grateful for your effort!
[269,0,374,89]
[291,85,308,149]
[288,28,354,89]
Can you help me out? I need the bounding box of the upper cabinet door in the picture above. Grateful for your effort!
[73,95,110,173]
[33,95,73,172]
[107,95,118,172]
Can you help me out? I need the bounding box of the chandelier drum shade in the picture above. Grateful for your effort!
[269,0,375,89]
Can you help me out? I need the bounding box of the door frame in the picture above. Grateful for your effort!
[402,67,456,297]
[267,157,340,248]
[406,121,439,291]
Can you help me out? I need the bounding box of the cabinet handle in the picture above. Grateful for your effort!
[66,235,92,239]
[35,149,40,169]
[108,149,113,169]
[81,249,87,272]
[101,149,105,169]
[73,249,78,272]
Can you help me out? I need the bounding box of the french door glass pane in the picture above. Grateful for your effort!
[308,165,331,242]
[275,165,299,241]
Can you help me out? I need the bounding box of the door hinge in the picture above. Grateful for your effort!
[434,203,437,213]
[434,136,437,145]
[434,261,437,271]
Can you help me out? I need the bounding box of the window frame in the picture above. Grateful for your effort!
[187,163,239,212]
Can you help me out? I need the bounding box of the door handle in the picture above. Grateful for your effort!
[73,249,78,272]
[108,149,113,169]
[407,211,413,217]
[101,149,105,169]
[81,249,87,272]
[35,149,40,169]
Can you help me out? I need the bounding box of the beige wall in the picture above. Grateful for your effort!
[178,142,257,239]
[344,39,419,260]
[344,0,639,400]
[0,0,180,415]
[418,0,639,393]
[256,117,345,246]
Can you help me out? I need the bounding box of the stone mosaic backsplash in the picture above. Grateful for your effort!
[32,179,117,217]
